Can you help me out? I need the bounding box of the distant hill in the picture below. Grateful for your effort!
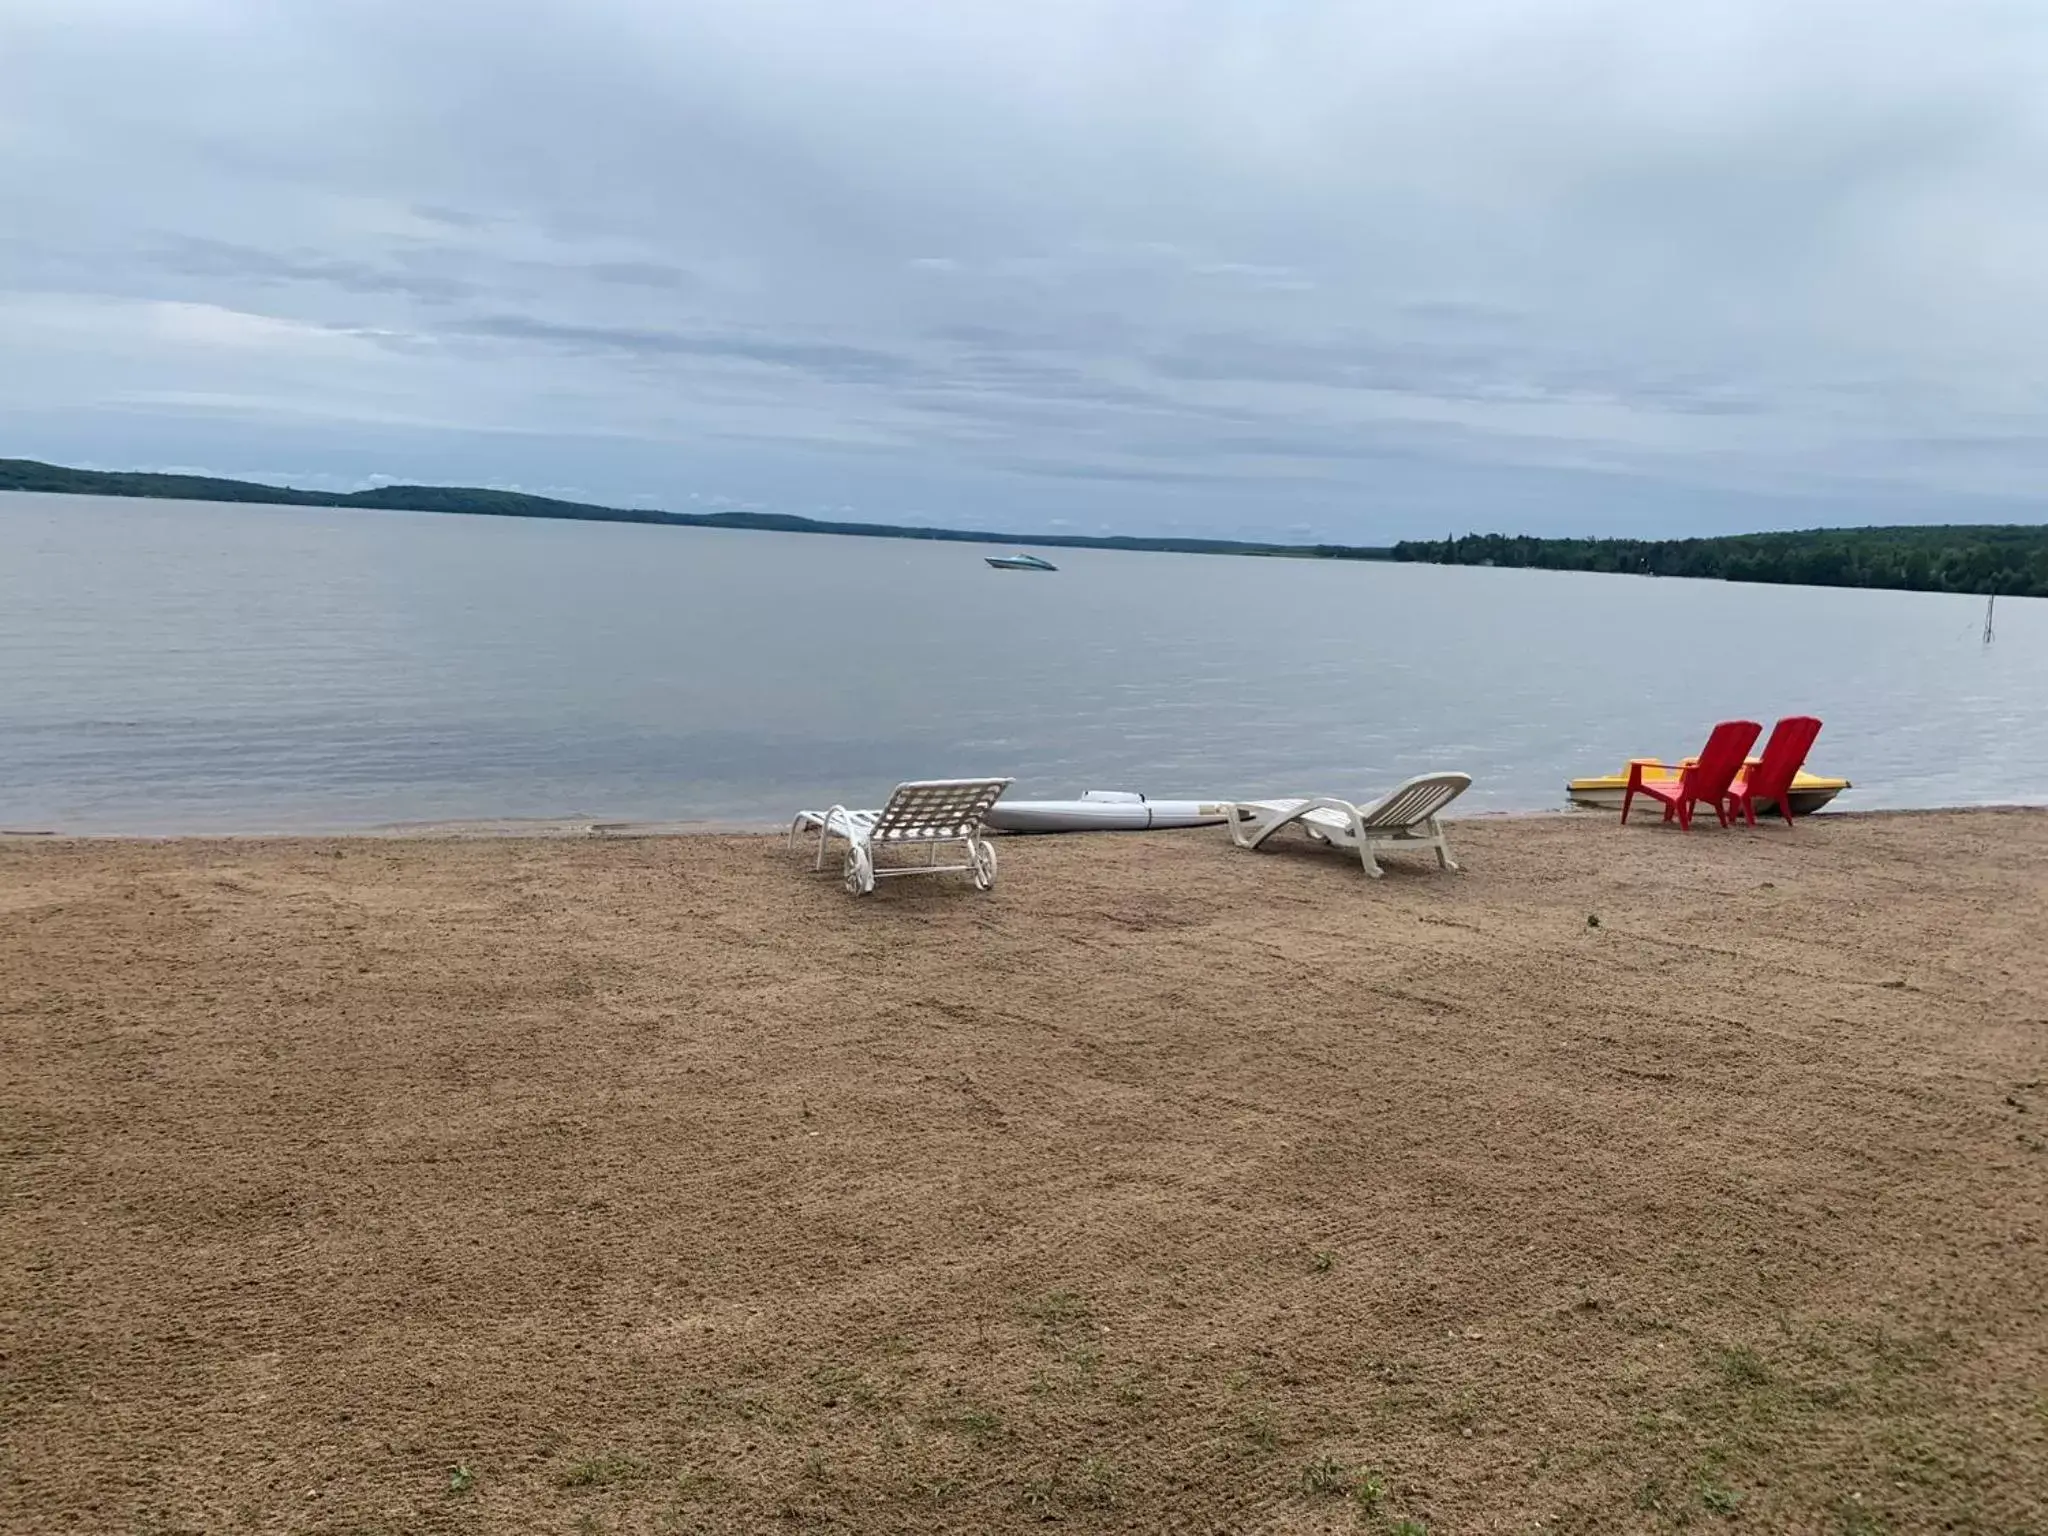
[6,457,2043,595]
[1393,527,2048,598]
[0,458,1363,560]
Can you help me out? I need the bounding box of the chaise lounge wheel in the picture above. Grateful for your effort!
[843,846,875,896]
[970,840,997,891]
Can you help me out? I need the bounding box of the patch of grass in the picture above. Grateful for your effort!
[1716,1345,1773,1388]
[446,1464,475,1496]
[1311,1249,1336,1273]
[1624,1320,1999,1530]
[574,1515,603,1536]
[1351,1469,1388,1513]
[1633,1408,1679,1439]
[1387,1521,1430,1536]
[1697,1475,1744,1515]
[1298,1454,1351,1496]
[557,1454,651,1490]
[800,1451,829,1482]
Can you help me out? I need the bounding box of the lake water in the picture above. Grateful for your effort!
[2,491,2044,834]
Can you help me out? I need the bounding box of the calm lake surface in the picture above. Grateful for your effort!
[2,491,2044,834]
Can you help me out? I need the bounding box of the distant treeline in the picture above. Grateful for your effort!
[0,458,1361,561]
[8,458,2043,593]
[1394,526,2048,598]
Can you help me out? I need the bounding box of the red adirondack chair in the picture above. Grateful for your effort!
[1620,719,1762,830]
[1726,715,1824,826]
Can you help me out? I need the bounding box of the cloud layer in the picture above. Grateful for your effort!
[4,0,2046,538]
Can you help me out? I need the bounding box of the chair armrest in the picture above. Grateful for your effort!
[1300,796,1367,837]
[1625,761,1686,789]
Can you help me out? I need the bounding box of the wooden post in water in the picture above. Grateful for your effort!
[1983,593,1996,646]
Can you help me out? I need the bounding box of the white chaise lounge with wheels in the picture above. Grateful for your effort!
[790,777,1014,896]
[1223,772,1472,878]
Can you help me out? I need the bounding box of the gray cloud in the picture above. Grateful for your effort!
[155,236,480,304]
[452,313,918,382]
[3,0,2046,538]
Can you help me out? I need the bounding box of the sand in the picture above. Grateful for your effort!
[3,811,2045,1534]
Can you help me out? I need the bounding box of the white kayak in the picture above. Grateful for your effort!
[982,790,1231,833]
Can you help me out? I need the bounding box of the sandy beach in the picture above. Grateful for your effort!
[3,811,2045,1534]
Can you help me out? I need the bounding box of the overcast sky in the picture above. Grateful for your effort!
[4,1,2046,541]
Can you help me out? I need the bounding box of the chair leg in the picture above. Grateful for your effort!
[1225,805,1264,849]
[1676,799,1693,832]
[1621,786,1635,825]
[1359,843,1384,879]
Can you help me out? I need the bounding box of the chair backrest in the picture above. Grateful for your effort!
[1744,715,1823,799]
[1358,771,1473,830]
[1682,720,1763,802]
[870,778,1013,841]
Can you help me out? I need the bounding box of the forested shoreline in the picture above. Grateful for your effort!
[1391,526,2048,597]
[7,457,2043,595]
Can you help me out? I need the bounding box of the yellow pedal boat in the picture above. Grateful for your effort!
[1566,760,1851,815]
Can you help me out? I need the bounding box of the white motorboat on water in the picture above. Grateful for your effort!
[985,552,1058,571]
[982,790,1229,833]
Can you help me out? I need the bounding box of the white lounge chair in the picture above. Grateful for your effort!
[1223,772,1472,878]
[789,777,1013,895]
